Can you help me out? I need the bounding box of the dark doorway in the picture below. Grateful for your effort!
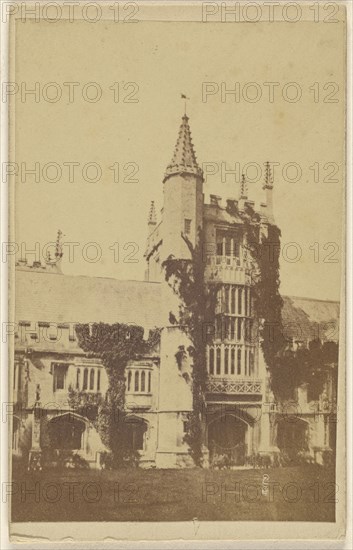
[48,414,86,450]
[208,415,247,466]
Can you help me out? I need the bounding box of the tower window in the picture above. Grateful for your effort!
[184,219,191,235]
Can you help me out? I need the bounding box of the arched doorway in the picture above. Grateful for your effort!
[124,416,148,451]
[277,417,309,463]
[48,413,87,451]
[207,414,247,466]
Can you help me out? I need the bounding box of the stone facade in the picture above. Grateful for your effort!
[12,114,339,469]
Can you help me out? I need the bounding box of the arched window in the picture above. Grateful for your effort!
[209,348,214,375]
[141,371,146,392]
[237,349,242,375]
[148,371,151,393]
[134,370,139,392]
[83,368,88,391]
[237,318,242,341]
[231,348,235,374]
[224,347,229,375]
[97,369,101,391]
[231,287,236,314]
[224,286,229,314]
[127,371,132,392]
[76,368,80,390]
[90,369,95,390]
[216,348,221,375]
[238,288,242,314]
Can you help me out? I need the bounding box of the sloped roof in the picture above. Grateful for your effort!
[15,269,162,329]
[282,296,339,343]
[14,269,340,344]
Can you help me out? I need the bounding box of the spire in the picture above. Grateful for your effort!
[262,162,274,222]
[55,229,63,260]
[148,201,157,224]
[163,114,203,182]
[240,173,248,199]
[263,161,273,190]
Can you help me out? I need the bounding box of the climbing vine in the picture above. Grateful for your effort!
[162,229,219,466]
[239,204,337,401]
[71,323,160,467]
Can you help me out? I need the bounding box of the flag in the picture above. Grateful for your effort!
[181,94,189,99]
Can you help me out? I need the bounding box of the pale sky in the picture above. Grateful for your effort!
[13,17,345,301]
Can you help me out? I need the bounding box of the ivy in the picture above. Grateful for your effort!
[73,323,160,466]
[240,206,337,401]
[162,229,219,466]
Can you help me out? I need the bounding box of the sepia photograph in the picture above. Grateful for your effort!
[2,0,349,544]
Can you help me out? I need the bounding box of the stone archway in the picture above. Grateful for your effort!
[48,413,87,451]
[276,417,309,462]
[207,414,248,466]
[124,416,148,451]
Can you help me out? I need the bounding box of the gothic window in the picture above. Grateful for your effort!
[224,347,229,375]
[237,318,242,341]
[76,368,80,390]
[141,370,146,392]
[216,348,221,375]
[97,369,101,391]
[230,318,235,340]
[238,288,243,314]
[224,286,229,313]
[209,348,214,375]
[184,219,191,235]
[231,287,236,314]
[125,418,147,451]
[249,352,254,376]
[134,370,139,392]
[54,364,66,391]
[245,289,248,316]
[148,371,151,393]
[90,369,95,390]
[237,349,242,375]
[244,349,248,376]
[82,368,88,391]
[127,370,132,391]
[231,348,235,375]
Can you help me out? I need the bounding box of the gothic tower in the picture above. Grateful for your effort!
[161,114,204,262]
[156,114,204,467]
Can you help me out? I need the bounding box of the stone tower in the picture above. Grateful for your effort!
[155,114,204,467]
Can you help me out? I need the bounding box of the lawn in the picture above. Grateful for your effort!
[11,465,336,522]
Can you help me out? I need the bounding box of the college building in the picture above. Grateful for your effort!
[12,114,339,469]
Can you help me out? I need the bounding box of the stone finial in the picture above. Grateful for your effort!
[55,229,63,260]
[240,173,248,199]
[148,201,157,225]
[263,161,274,189]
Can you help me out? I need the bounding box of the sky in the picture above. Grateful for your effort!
[12,16,345,301]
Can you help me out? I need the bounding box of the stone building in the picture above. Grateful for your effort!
[12,114,339,469]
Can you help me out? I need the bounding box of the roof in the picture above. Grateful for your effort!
[163,115,203,182]
[14,269,339,344]
[281,296,339,343]
[15,269,162,329]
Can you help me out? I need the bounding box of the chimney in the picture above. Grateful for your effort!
[210,194,221,207]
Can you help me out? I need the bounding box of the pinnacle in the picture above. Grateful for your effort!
[163,115,203,182]
[148,201,157,224]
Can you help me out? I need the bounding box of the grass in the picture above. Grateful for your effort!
[11,465,335,522]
